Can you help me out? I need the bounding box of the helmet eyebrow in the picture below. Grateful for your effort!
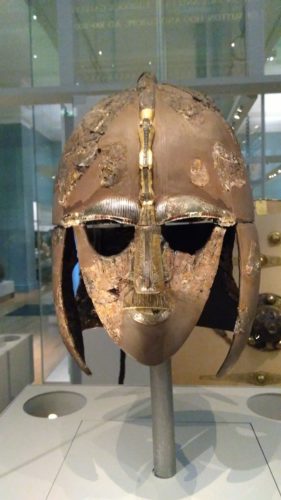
[156,196,236,227]
[61,198,140,227]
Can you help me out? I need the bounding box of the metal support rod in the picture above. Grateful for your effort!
[150,359,176,478]
[261,93,266,199]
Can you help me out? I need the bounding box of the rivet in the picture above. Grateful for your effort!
[256,373,266,385]
[260,254,267,267]
[268,231,281,245]
[265,294,276,305]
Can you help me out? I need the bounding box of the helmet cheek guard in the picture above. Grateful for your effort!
[52,73,260,377]
[217,222,260,376]
[52,226,91,374]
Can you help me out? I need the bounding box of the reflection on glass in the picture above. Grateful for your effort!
[73,0,157,84]
[264,0,281,75]
[0,1,31,87]
[1,0,281,389]
[0,104,66,385]
[228,95,262,199]
[228,93,281,201]
[73,0,246,85]
[30,0,59,86]
[265,94,281,199]
[248,98,263,200]
[165,0,246,80]
[0,106,39,384]
[33,104,67,382]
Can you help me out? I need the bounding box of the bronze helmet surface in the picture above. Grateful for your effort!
[53,73,260,377]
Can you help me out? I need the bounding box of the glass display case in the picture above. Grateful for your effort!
[0,0,281,388]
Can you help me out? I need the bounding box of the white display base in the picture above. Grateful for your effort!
[0,280,14,300]
[0,385,281,499]
[0,333,33,411]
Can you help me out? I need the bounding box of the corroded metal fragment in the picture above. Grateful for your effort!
[190,159,209,187]
[171,226,226,299]
[159,84,205,122]
[213,142,247,191]
[245,241,261,277]
[98,143,127,187]
[55,90,134,206]
[74,224,132,345]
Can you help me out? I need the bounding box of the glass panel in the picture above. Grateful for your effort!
[0,106,39,381]
[73,0,158,85]
[214,94,263,199]
[231,95,263,199]
[73,0,247,86]
[264,93,281,199]
[33,104,68,382]
[264,0,281,75]
[2,1,281,391]
[246,96,263,200]
[0,1,31,87]
[30,0,60,86]
[165,0,246,80]
[213,95,239,120]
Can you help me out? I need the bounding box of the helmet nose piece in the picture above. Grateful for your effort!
[125,214,170,325]
[130,309,170,325]
[124,290,171,325]
[133,223,165,292]
[124,223,170,328]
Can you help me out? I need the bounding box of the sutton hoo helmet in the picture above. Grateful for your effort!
[52,73,260,377]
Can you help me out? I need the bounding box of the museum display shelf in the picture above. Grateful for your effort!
[0,384,280,499]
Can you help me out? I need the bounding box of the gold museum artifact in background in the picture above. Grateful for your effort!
[52,73,260,379]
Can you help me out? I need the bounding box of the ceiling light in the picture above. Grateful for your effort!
[51,175,56,180]
[231,42,235,48]
[33,54,38,59]
[148,61,152,66]
[98,50,102,56]
[234,114,240,120]
[278,169,281,174]
[269,56,274,62]
[254,125,259,129]
[32,14,37,20]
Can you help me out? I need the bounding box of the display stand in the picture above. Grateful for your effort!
[1,384,281,499]
[149,359,176,478]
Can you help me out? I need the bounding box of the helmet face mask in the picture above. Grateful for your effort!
[53,73,260,376]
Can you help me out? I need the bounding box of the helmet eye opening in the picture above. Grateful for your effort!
[161,219,215,254]
[84,220,135,256]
